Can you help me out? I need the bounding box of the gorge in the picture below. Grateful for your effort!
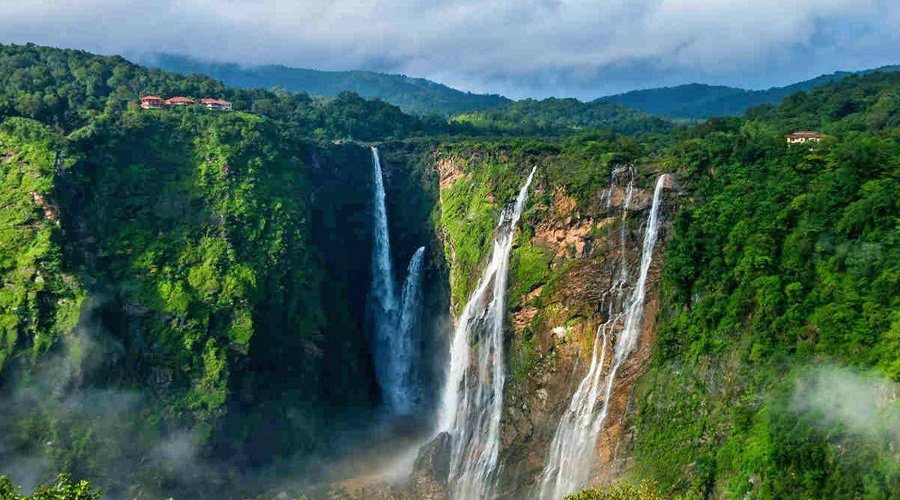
[0,44,898,500]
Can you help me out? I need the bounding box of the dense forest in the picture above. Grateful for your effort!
[0,43,452,141]
[603,65,900,120]
[451,97,676,136]
[632,70,900,498]
[0,42,898,499]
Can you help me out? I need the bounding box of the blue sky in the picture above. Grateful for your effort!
[1,0,897,99]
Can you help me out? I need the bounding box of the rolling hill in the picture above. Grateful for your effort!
[139,53,511,117]
[603,66,900,119]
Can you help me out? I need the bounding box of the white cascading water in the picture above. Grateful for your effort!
[438,166,537,500]
[369,146,425,415]
[396,246,426,410]
[539,173,668,499]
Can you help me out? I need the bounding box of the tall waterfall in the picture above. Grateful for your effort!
[539,174,668,499]
[369,146,425,415]
[439,166,537,500]
[396,246,426,411]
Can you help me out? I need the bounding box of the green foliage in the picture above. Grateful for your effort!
[0,474,102,500]
[633,69,900,498]
[0,43,446,140]
[0,107,346,490]
[149,53,511,117]
[453,97,675,136]
[509,240,553,304]
[565,480,665,500]
[0,118,86,373]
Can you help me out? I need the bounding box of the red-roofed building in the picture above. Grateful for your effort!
[165,96,196,106]
[140,95,164,109]
[201,98,233,111]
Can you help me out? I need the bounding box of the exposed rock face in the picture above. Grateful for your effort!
[403,154,672,499]
[436,156,465,189]
[410,432,452,499]
[496,177,671,498]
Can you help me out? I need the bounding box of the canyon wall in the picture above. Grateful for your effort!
[390,141,675,499]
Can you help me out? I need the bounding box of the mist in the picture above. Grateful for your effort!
[0,298,217,498]
[792,364,899,445]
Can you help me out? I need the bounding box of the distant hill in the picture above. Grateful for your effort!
[451,97,676,136]
[603,66,900,119]
[139,54,511,117]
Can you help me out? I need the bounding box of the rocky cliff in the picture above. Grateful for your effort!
[383,140,675,499]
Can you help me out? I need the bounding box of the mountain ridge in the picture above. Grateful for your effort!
[138,53,511,117]
[603,65,900,119]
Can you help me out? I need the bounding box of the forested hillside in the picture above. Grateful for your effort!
[631,71,900,498]
[452,97,676,136]
[603,66,900,119]
[143,53,511,117]
[0,43,443,497]
[0,43,450,140]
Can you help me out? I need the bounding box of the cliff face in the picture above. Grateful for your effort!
[403,142,674,498]
[498,199,667,498]
[0,115,449,496]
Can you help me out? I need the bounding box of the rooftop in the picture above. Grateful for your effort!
[787,131,826,138]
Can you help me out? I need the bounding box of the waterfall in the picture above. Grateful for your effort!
[539,174,668,499]
[396,246,426,411]
[438,166,537,500]
[369,146,425,415]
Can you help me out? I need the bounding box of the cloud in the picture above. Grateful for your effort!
[0,0,898,97]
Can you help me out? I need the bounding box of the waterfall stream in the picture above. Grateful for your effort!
[397,246,426,410]
[369,146,425,415]
[539,174,669,499]
[439,166,537,500]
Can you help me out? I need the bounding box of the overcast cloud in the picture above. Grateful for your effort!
[1,0,898,98]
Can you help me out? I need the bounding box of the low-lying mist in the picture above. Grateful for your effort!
[792,364,899,446]
[0,296,448,499]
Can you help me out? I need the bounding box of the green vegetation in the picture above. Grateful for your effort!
[0,117,85,373]
[433,71,900,499]
[0,475,101,500]
[453,98,676,136]
[565,480,664,500]
[603,65,900,119]
[632,70,900,498]
[147,53,511,117]
[2,41,900,500]
[0,43,448,140]
[0,45,398,493]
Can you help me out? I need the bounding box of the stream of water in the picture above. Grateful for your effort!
[438,166,537,500]
[539,174,668,499]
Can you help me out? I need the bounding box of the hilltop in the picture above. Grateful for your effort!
[603,66,900,119]
[140,53,511,117]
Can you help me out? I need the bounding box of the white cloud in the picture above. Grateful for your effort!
[0,0,897,97]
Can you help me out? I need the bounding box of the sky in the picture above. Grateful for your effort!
[1,0,898,99]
